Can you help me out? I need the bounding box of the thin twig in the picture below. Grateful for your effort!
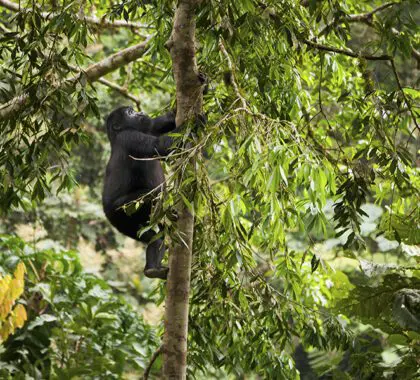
[143,345,163,380]
[124,142,205,210]
[68,64,141,108]
[317,54,330,126]
[138,59,167,73]
[98,77,141,109]
[233,107,273,121]
[219,39,247,109]
[129,133,210,162]
[390,59,420,132]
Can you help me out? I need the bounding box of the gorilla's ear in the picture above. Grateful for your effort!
[107,108,126,131]
[107,119,123,131]
[112,123,123,130]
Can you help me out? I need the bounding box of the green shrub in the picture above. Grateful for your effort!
[0,235,159,379]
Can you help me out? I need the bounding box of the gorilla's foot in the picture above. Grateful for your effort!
[144,266,169,280]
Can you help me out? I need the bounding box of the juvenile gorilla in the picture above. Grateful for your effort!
[102,106,179,279]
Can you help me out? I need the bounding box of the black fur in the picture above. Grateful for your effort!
[102,106,178,279]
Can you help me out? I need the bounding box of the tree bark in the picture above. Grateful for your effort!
[163,1,203,379]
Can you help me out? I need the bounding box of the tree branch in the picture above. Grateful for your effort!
[98,77,142,109]
[0,0,150,30]
[0,37,151,119]
[320,2,397,33]
[319,2,420,66]
[302,38,419,131]
[348,2,397,22]
[0,0,21,11]
[302,38,391,61]
[143,345,163,380]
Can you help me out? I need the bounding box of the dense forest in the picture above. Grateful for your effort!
[0,0,419,379]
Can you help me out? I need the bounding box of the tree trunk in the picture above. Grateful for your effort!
[163,1,203,379]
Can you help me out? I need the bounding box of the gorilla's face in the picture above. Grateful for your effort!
[107,106,152,135]
[125,106,145,122]
[122,106,152,130]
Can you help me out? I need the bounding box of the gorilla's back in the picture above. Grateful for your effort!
[102,150,165,213]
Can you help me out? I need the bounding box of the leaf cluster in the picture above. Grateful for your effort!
[0,235,159,379]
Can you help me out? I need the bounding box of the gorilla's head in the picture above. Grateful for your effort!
[106,106,152,140]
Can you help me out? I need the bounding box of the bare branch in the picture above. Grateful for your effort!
[320,2,397,33]
[0,37,151,119]
[0,0,150,30]
[98,78,142,109]
[143,345,163,380]
[81,16,150,31]
[302,38,391,61]
[0,0,16,11]
[348,2,397,22]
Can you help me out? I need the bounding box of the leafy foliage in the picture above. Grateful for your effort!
[0,235,159,379]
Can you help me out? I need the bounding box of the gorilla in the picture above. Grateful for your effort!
[102,106,180,280]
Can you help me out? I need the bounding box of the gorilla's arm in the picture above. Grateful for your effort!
[152,112,207,136]
[117,129,174,157]
[151,111,176,135]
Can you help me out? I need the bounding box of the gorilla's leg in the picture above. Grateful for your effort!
[144,237,168,279]
[105,191,169,279]
[141,230,169,280]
